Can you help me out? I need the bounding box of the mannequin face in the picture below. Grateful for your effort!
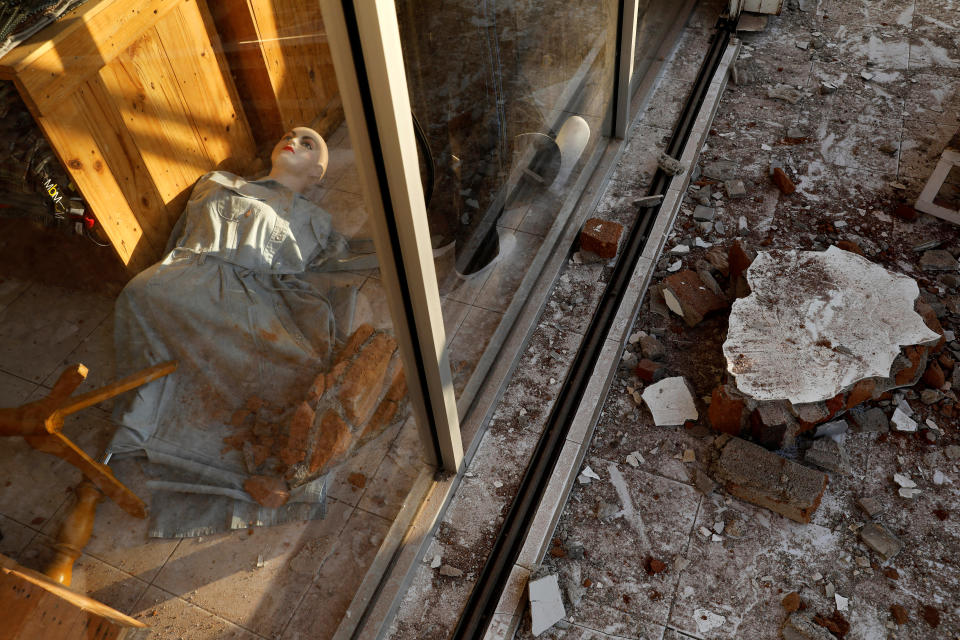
[269,127,328,183]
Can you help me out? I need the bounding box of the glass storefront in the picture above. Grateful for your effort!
[396,0,619,409]
[0,0,696,636]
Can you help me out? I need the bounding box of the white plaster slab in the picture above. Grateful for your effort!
[723,247,940,404]
[528,574,565,636]
[641,376,699,426]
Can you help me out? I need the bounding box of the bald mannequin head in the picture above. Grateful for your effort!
[267,127,329,193]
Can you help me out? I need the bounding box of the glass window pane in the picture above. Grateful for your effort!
[396,0,619,414]
[0,1,430,635]
[633,0,691,94]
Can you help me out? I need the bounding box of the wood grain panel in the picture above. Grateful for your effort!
[154,0,256,173]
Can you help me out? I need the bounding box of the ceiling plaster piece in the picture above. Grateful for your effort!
[723,247,940,404]
[642,376,699,426]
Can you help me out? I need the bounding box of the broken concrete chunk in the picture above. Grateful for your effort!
[814,419,848,442]
[693,609,726,635]
[693,205,716,222]
[580,218,624,259]
[725,179,747,198]
[657,152,687,176]
[891,406,918,432]
[439,565,463,577]
[767,84,803,104]
[529,574,566,636]
[804,438,850,475]
[857,496,885,518]
[919,250,959,272]
[849,406,889,433]
[703,160,737,181]
[663,270,728,327]
[641,376,699,426]
[860,522,902,561]
[634,194,664,208]
[639,334,665,360]
[710,435,828,524]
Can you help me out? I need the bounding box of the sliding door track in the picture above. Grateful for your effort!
[451,15,736,640]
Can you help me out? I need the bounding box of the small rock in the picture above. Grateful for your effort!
[768,84,803,104]
[835,593,849,612]
[634,194,664,208]
[890,604,909,625]
[782,592,801,613]
[860,522,902,561]
[820,81,839,95]
[738,216,749,234]
[693,205,716,222]
[783,612,836,640]
[658,152,686,176]
[945,444,960,460]
[804,438,850,474]
[439,565,463,577]
[891,406,918,432]
[639,334,665,360]
[703,160,737,181]
[857,496,885,518]
[725,179,747,198]
[850,406,889,432]
[920,250,959,272]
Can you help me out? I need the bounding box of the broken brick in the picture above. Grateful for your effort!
[644,556,667,575]
[782,592,801,613]
[339,332,397,425]
[243,475,290,508]
[307,409,352,475]
[581,218,624,259]
[710,435,828,524]
[634,358,668,383]
[708,384,746,436]
[835,240,864,256]
[923,361,946,388]
[890,604,909,625]
[893,204,919,221]
[662,270,728,326]
[772,167,796,194]
[922,606,941,628]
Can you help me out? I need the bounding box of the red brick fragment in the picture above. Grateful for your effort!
[922,606,941,628]
[781,592,801,613]
[893,204,919,221]
[835,240,864,256]
[662,270,728,327]
[644,556,667,575]
[890,604,909,625]
[244,475,290,508]
[924,361,946,388]
[708,385,746,436]
[581,218,624,259]
[634,358,667,383]
[772,167,795,194]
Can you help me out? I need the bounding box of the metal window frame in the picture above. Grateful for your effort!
[319,0,462,472]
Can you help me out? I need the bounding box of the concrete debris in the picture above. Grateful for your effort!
[919,249,960,272]
[703,160,737,181]
[804,438,851,475]
[945,444,960,461]
[641,376,698,426]
[693,205,716,222]
[667,260,682,272]
[857,496,885,518]
[439,565,463,577]
[725,179,747,198]
[738,216,748,234]
[819,81,839,95]
[682,449,696,463]
[850,406,889,433]
[890,604,909,625]
[710,435,828,524]
[662,270,727,327]
[657,152,686,176]
[578,465,601,485]
[891,405,918,432]
[767,84,803,104]
[671,244,691,254]
[595,501,619,520]
[697,267,723,297]
[834,593,849,612]
[893,473,916,488]
[625,451,645,467]
[689,466,718,495]
[694,237,712,248]
[693,609,726,634]
[934,470,949,485]
[431,554,442,568]
[899,487,921,499]
[634,194,664,208]
[528,574,566,636]
[639,334,665,360]
[580,218,624,259]
[814,419,849,442]
[860,522,902,561]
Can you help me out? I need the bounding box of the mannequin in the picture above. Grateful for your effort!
[107,127,401,537]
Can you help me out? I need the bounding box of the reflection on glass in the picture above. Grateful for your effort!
[633,0,690,94]
[0,2,428,634]
[397,0,618,406]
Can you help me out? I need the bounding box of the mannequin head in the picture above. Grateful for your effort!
[268,127,329,193]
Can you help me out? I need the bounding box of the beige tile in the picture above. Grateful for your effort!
[440,297,471,346]
[321,146,358,194]
[0,283,112,382]
[151,499,353,637]
[281,508,392,640]
[41,314,117,412]
[18,533,151,614]
[447,306,504,398]
[38,457,180,584]
[0,437,74,525]
[320,188,374,241]
[495,564,530,615]
[357,418,429,521]
[475,230,542,313]
[0,369,38,405]
[0,275,30,310]
[131,586,263,639]
[326,418,405,507]
[0,513,39,560]
[354,277,398,332]
[518,195,564,237]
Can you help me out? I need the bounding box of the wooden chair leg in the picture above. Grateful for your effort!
[45,481,103,586]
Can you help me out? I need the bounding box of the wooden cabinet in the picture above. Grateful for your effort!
[0,0,258,273]
[210,0,344,148]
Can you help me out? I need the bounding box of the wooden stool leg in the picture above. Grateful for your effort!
[45,481,103,586]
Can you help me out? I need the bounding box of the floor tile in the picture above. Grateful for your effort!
[281,508,392,640]
[41,314,117,411]
[0,369,38,406]
[357,417,429,521]
[0,513,39,560]
[326,418,405,507]
[18,533,151,615]
[0,283,112,383]
[447,306,504,398]
[131,586,264,639]
[475,230,542,313]
[151,500,354,638]
[320,187,373,241]
[0,275,30,311]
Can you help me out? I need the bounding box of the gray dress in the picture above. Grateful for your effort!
[109,171,354,537]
